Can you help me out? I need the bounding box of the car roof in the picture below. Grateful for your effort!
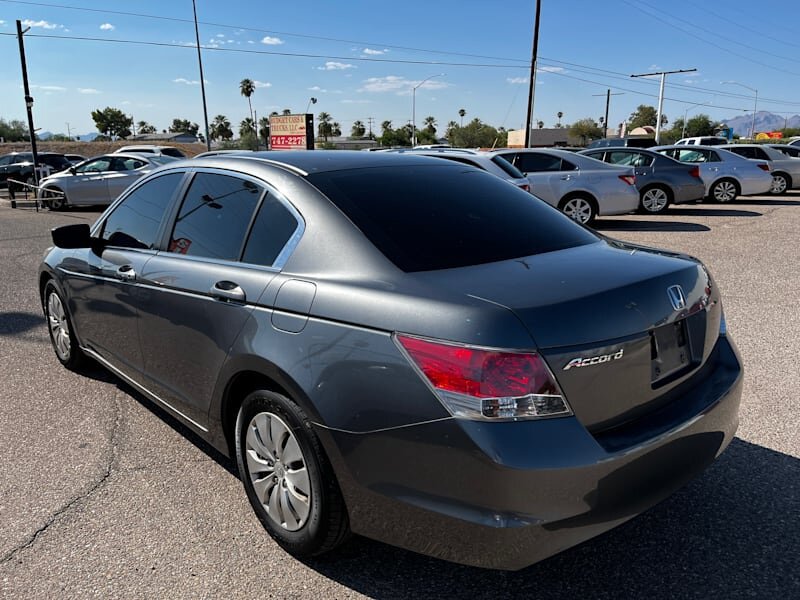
[191,150,442,175]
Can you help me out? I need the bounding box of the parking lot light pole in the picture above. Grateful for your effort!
[411,73,444,147]
[722,81,758,140]
[192,0,211,151]
[16,19,40,207]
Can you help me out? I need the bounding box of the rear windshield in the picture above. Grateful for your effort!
[308,164,597,272]
[490,155,525,178]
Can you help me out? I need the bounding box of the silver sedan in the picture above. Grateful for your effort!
[720,144,800,195]
[490,148,640,224]
[652,145,773,202]
[579,147,706,214]
[38,153,177,210]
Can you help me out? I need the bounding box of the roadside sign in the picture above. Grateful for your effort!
[269,114,314,150]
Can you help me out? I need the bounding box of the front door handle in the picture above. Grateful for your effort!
[116,265,136,281]
[211,280,246,302]
[560,175,571,180]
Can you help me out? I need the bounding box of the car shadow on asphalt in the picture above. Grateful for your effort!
[303,439,798,599]
[0,311,44,335]
[735,199,800,206]
[595,220,711,232]
[667,207,763,217]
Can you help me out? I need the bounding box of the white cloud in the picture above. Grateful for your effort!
[309,85,327,92]
[22,19,61,30]
[318,61,355,71]
[537,66,564,74]
[121,100,132,105]
[247,40,255,44]
[507,77,528,84]
[261,36,284,45]
[78,88,101,94]
[342,99,372,104]
[173,77,208,85]
[253,80,271,88]
[359,75,446,95]
[31,84,67,92]
[99,23,114,31]
[362,48,386,56]
[216,33,225,38]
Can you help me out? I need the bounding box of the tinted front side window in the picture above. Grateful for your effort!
[102,173,184,249]
[169,173,263,260]
[514,153,562,172]
[309,165,597,272]
[77,158,112,173]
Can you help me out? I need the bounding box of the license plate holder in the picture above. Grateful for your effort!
[651,319,690,383]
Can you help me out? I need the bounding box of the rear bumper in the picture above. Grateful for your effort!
[739,173,773,196]
[318,334,742,570]
[672,181,706,204]
[597,186,640,216]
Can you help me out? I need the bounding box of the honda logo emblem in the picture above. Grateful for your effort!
[667,285,686,311]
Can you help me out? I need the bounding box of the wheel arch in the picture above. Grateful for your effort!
[558,190,598,212]
[640,182,673,202]
[773,171,792,187]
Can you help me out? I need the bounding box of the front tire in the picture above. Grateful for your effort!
[639,185,671,214]
[559,195,597,225]
[42,188,66,210]
[235,390,349,558]
[43,280,86,370]
[708,179,738,203]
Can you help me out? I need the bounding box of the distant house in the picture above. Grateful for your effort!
[315,137,379,150]
[129,132,200,143]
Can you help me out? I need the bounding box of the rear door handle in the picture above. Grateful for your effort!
[116,265,136,281]
[560,175,571,180]
[211,280,246,302]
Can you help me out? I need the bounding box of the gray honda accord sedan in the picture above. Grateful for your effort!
[39,151,742,570]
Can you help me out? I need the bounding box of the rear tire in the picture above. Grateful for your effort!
[235,390,350,558]
[559,195,597,225]
[708,179,738,203]
[769,173,790,195]
[639,185,671,214]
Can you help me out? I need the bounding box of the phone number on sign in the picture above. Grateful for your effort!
[271,135,307,148]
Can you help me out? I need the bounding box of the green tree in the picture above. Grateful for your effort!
[0,118,29,141]
[136,120,157,134]
[568,118,603,145]
[377,122,411,147]
[239,78,256,133]
[446,118,501,148]
[628,104,668,129]
[331,122,341,137]
[282,108,291,116]
[239,118,255,138]
[556,111,564,127]
[351,120,366,138]
[169,119,199,136]
[91,107,133,139]
[458,108,466,127]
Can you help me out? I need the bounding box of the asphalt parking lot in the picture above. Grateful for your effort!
[0,192,798,599]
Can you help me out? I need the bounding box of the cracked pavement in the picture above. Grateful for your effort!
[0,196,797,599]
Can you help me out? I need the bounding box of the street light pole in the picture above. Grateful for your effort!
[722,81,758,139]
[16,19,40,200]
[681,100,713,138]
[191,0,211,151]
[412,73,444,147]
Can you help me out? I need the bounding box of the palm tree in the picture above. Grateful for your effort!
[137,120,156,134]
[537,120,544,129]
[557,111,564,127]
[239,117,255,138]
[332,122,342,137]
[381,120,392,134]
[240,78,256,132]
[211,114,232,141]
[318,111,332,141]
[351,120,366,138]
[282,108,292,116]
[423,115,437,134]
[458,108,466,127]
[258,116,270,146]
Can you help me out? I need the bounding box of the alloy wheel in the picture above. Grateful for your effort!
[641,187,669,213]
[561,197,594,224]
[712,180,737,202]
[770,174,788,195]
[47,291,71,361]
[245,412,311,531]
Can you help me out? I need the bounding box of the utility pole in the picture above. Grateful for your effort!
[367,117,374,139]
[192,0,211,151]
[131,114,136,137]
[630,68,696,143]
[592,89,623,138]
[524,0,542,148]
[16,19,40,206]
[65,122,71,141]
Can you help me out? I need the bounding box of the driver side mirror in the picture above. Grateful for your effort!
[69,167,76,175]
[51,223,93,249]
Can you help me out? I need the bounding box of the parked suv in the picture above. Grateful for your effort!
[0,152,71,195]
[674,137,729,146]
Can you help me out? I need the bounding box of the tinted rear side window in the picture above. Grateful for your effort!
[309,165,596,272]
[242,193,300,267]
[169,173,263,260]
[490,155,525,178]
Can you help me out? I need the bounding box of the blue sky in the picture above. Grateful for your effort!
[1,0,799,138]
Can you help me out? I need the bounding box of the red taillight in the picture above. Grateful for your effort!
[519,183,530,192]
[618,174,636,186]
[757,163,770,171]
[689,166,701,179]
[396,335,570,420]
